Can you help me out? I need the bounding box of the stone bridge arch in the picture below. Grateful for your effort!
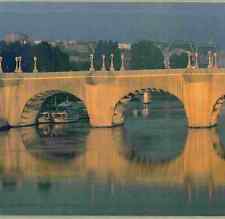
[19,89,88,127]
[1,70,222,129]
[111,86,187,126]
[210,93,225,127]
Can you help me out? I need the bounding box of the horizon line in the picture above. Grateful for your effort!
[0,0,225,3]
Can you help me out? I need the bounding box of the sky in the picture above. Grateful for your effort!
[0,0,225,46]
[0,0,224,2]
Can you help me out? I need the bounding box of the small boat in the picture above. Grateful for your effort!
[38,112,53,124]
[51,111,80,123]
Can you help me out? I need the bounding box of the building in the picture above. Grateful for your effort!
[4,32,31,44]
[118,42,131,51]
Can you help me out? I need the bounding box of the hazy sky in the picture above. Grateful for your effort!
[0,0,224,2]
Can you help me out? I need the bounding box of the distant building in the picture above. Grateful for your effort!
[4,32,31,44]
[53,40,96,63]
[118,43,131,50]
[33,40,42,45]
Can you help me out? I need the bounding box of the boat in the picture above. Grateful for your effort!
[38,112,53,124]
[38,97,88,124]
[51,111,80,123]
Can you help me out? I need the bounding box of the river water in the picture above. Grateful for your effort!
[0,94,225,215]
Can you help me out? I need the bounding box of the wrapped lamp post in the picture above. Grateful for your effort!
[208,51,213,68]
[33,56,38,73]
[89,54,95,72]
[0,57,3,73]
[187,51,192,68]
[120,53,125,71]
[101,54,106,71]
[110,54,115,71]
[214,52,218,68]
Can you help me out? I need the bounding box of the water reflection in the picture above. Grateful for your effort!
[23,123,89,162]
[0,98,225,215]
[0,124,224,189]
[0,124,224,214]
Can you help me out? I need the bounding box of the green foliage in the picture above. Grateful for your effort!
[70,61,90,71]
[32,42,70,72]
[130,41,164,69]
[170,52,188,69]
[0,41,70,73]
[169,41,195,51]
[94,40,121,70]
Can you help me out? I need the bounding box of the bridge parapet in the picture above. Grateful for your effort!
[0,57,225,128]
[0,49,222,74]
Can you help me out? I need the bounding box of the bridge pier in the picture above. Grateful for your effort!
[183,74,214,128]
[88,110,115,128]
[85,84,118,128]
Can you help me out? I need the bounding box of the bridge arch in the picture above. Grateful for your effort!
[20,89,89,126]
[210,94,225,127]
[112,87,187,126]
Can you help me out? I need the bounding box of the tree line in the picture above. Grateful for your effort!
[0,41,70,72]
[0,40,189,73]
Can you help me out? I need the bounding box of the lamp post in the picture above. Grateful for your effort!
[194,52,199,68]
[110,54,115,71]
[17,56,23,73]
[208,51,213,68]
[120,53,125,71]
[101,54,106,71]
[0,57,3,73]
[15,57,19,73]
[89,54,95,71]
[214,52,217,68]
[33,56,38,73]
[187,51,192,68]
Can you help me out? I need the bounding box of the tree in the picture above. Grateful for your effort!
[170,52,188,69]
[32,42,70,72]
[0,41,70,73]
[94,40,121,70]
[130,41,164,69]
[70,61,89,71]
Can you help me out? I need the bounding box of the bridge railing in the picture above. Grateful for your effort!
[89,51,219,72]
[89,53,126,72]
[0,56,39,74]
[0,51,220,74]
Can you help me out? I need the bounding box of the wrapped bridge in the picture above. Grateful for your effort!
[0,68,225,128]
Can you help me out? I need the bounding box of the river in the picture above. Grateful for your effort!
[0,94,225,215]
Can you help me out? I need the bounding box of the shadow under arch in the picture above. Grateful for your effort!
[112,87,187,127]
[20,89,89,126]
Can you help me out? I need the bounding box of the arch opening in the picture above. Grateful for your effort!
[113,88,188,164]
[113,88,187,126]
[20,90,89,127]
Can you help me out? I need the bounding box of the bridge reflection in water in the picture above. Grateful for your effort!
[0,124,225,193]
